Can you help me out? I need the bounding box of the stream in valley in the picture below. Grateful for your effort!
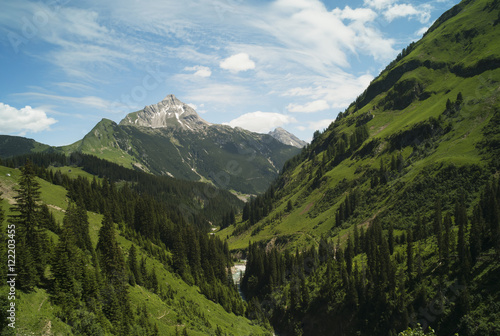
[231,260,246,301]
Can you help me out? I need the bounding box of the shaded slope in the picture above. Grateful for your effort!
[67,118,300,195]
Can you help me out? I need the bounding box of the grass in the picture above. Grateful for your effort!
[48,166,101,182]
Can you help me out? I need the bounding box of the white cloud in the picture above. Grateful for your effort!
[287,100,330,113]
[0,103,57,135]
[225,112,297,133]
[384,4,432,23]
[184,65,212,78]
[220,53,256,73]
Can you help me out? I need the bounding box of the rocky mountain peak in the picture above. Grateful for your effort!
[119,94,210,130]
[268,127,307,148]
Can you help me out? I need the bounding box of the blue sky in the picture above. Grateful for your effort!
[0,0,459,146]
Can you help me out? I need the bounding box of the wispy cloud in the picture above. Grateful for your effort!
[183,84,254,106]
[14,92,119,110]
[287,100,329,113]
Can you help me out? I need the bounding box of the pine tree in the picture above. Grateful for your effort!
[128,244,140,286]
[242,203,250,221]
[388,224,395,255]
[39,203,59,233]
[51,218,82,316]
[345,233,354,275]
[406,230,414,284]
[455,198,470,276]
[96,212,131,333]
[97,212,127,284]
[65,202,93,253]
[469,206,483,265]
[434,200,443,259]
[443,213,452,265]
[8,160,47,291]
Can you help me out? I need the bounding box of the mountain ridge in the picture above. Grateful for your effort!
[62,96,303,194]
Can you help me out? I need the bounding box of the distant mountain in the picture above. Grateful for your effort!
[268,127,307,148]
[0,135,52,158]
[65,95,301,194]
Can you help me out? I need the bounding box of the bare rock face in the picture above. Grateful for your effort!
[120,94,210,131]
[268,127,307,148]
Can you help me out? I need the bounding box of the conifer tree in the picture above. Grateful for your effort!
[242,202,250,221]
[434,200,443,259]
[406,230,413,284]
[65,202,93,253]
[455,198,470,275]
[443,213,452,265]
[8,160,47,291]
[96,212,131,333]
[39,203,59,233]
[345,233,354,275]
[51,217,82,316]
[388,224,395,255]
[469,206,483,265]
[97,212,127,284]
[128,244,140,286]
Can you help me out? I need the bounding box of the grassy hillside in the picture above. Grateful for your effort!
[221,0,500,251]
[0,164,271,335]
[218,1,500,335]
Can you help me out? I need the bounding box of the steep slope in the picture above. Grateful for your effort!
[219,0,500,335]
[268,127,307,148]
[223,0,500,250]
[67,95,301,194]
